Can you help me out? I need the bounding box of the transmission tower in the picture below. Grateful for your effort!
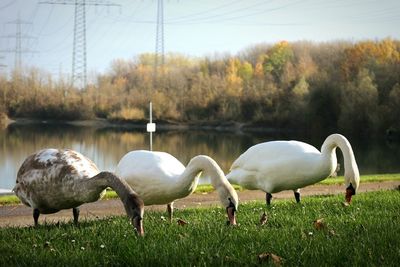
[0,16,37,71]
[39,0,119,89]
[155,0,165,69]
[153,0,165,92]
[72,1,87,89]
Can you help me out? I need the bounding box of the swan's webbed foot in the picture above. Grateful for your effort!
[294,189,301,203]
[266,193,273,206]
[33,208,40,226]
[167,203,174,222]
[73,207,80,225]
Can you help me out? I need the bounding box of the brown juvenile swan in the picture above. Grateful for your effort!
[13,148,144,235]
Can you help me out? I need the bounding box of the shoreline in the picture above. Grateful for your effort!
[5,118,399,140]
[5,117,296,134]
[1,181,398,227]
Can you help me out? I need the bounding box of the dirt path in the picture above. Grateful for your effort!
[1,181,398,227]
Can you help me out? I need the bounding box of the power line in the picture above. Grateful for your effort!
[166,0,244,22]
[0,1,15,11]
[166,0,305,25]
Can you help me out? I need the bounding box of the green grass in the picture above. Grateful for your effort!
[1,173,399,205]
[0,194,19,205]
[1,190,399,266]
[319,173,400,185]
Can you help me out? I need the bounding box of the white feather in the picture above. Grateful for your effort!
[227,134,360,194]
[116,150,239,209]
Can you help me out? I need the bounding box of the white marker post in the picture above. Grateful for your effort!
[146,102,156,151]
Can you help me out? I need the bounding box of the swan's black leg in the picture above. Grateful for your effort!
[33,208,40,226]
[73,207,80,225]
[266,193,273,206]
[294,189,301,203]
[167,202,174,222]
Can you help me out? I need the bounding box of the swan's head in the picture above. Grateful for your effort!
[226,197,238,225]
[195,154,239,225]
[344,165,360,203]
[221,188,238,226]
[125,193,145,236]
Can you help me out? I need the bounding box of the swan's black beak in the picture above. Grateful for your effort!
[132,215,144,236]
[226,198,237,226]
[345,183,356,203]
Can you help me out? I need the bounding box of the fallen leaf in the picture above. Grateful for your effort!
[259,211,268,226]
[313,218,325,230]
[177,219,188,226]
[257,253,283,266]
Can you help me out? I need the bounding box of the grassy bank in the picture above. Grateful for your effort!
[319,173,400,185]
[1,174,399,205]
[1,190,399,266]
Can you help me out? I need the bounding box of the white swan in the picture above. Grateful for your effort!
[13,148,144,235]
[115,150,239,225]
[226,134,360,205]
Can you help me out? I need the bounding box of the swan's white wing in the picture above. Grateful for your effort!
[116,150,186,204]
[230,141,319,171]
[227,141,327,192]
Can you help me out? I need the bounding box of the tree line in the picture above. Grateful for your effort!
[0,39,399,137]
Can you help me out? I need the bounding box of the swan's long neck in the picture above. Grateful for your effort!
[179,155,238,209]
[84,171,144,235]
[321,134,360,190]
[79,171,143,212]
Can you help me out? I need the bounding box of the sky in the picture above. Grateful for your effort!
[0,0,399,81]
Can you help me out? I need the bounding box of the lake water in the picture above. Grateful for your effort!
[1,123,399,191]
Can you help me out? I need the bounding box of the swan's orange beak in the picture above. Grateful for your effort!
[132,216,144,236]
[226,206,237,225]
[345,183,356,203]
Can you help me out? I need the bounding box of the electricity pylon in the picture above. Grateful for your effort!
[153,0,164,93]
[0,16,37,71]
[39,0,119,89]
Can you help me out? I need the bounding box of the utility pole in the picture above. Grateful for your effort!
[146,102,156,151]
[39,0,119,89]
[0,15,37,71]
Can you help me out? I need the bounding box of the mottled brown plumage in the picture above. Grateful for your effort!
[14,148,145,235]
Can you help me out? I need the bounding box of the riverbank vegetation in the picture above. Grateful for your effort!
[1,39,399,137]
[1,190,399,266]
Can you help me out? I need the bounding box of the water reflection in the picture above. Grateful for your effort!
[1,123,399,190]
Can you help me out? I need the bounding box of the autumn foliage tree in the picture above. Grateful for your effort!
[0,39,399,137]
